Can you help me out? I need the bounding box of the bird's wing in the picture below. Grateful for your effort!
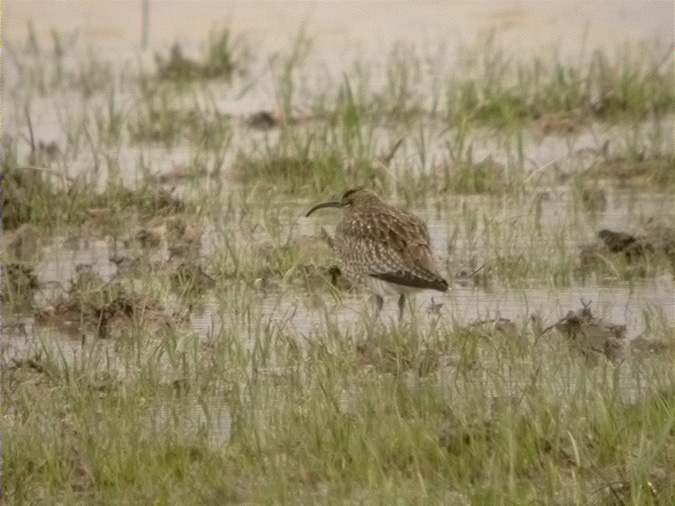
[337,208,448,291]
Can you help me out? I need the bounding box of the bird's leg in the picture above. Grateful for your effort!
[398,294,406,322]
[373,294,384,318]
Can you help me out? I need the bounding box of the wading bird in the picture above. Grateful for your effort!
[306,188,448,320]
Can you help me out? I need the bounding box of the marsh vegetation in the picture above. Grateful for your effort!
[2,21,675,504]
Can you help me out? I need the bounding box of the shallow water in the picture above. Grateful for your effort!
[4,274,672,449]
[6,1,672,64]
[3,1,675,450]
[4,0,674,188]
[4,190,675,344]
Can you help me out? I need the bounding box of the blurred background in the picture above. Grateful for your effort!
[5,1,673,64]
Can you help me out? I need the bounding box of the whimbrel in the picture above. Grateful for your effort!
[306,188,448,319]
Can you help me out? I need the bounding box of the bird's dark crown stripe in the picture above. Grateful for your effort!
[342,187,365,200]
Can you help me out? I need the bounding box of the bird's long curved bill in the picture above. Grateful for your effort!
[305,201,342,217]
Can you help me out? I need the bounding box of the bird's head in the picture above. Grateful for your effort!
[305,187,382,217]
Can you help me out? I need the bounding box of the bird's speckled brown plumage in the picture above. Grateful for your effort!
[306,188,448,318]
